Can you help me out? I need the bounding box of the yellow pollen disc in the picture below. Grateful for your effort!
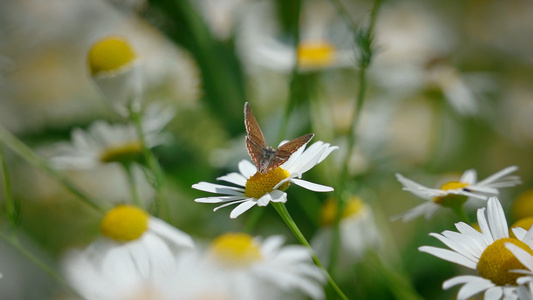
[477,238,533,286]
[209,233,263,267]
[512,190,533,221]
[510,217,533,238]
[320,196,365,226]
[99,141,143,164]
[88,36,137,75]
[101,205,149,242]
[244,167,290,199]
[297,41,336,68]
[433,181,470,206]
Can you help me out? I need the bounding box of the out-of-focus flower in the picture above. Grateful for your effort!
[372,2,491,116]
[196,233,325,299]
[63,205,194,300]
[87,35,143,116]
[194,0,248,40]
[237,0,354,73]
[48,104,173,169]
[193,141,337,218]
[512,190,533,221]
[395,166,521,222]
[419,197,532,299]
[311,196,382,268]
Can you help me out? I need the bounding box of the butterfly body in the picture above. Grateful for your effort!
[244,102,314,174]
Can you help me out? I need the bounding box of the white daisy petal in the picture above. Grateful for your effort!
[239,160,257,178]
[216,172,247,187]
[269,190,287,203]
[194,196,248,204]
[290,179,333,192]
[506,243,533,272]
[213,199,251,211]
[257,193,272,206]
[230,200,258,219]
[486,197,509,240]
[476,166,519,187]
[419,246,477,269]
[460,169,477,184]
[484,286,503,300]
[192,182,245,196]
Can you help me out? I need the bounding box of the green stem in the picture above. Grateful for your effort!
[0,123,106,214]
[452,204,471,224]
[0,143,19,226]
[272,202,348,300]
[122,164,142,207]
[0,231,80,297]
[330,0,382,276]
[128,108,168,220]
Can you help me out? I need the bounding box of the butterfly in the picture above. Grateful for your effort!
[244,102,314,174]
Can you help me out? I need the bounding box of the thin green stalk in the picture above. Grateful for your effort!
[122,164,142,207]
[329,0,382,276]
[0,143,19,226]
[128,108,168,220]
[272,202,349,300]
[0,231,80,297]
[0,123,106,214]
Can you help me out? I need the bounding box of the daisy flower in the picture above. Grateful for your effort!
[48,104,173,169]
[395,166,521,222]
[311,196,382,269]
[192,140,338,218]
[87,35,143,116]
[63,205,194,300]
[194,233,326,300]
[237,0,354,73]
[419,197,533,300]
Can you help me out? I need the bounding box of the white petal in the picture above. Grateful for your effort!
[257,193,272,206]
[506,243,533,272]
[192,182,245,196]
[230,201,257,218]
[419,246,477,269]
[291,179,333,192]
[443,275,494,300]
[476,166,519,187]
[484,287,503,300]
[269,190,287,203]
[216,172,247,187]
[513,227,528,241]
[194,195,248,203]
[395,173,433,200]
[460,169,477,184]
[487,197,509,240]
[149,217,195,249]
[239,160,257,178]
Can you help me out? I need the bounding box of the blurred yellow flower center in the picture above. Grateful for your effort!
[477,238,532,286]
[88,36,137,75]
[99,141,143,164]
[510,217,533,238]
[297,41,335,68]
[209,233,263,267]
[321,197,365,226]
[245,167,290,199]
[512,189,533,221]
[433,181,469,207]
[101,205,148,242]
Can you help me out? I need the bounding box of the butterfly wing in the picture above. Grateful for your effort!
[268,133,315,171]
[244,102,267,169]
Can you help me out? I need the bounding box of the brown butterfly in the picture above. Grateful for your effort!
[244,102,314,174]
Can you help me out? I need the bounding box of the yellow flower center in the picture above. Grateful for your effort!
[477,238,533,286]
[101,205,149,242]
[297,41,336,69]
[209,233,263,268]
[320,196,365,226]
[432,181,470,207]
[244,167,290,199]
[510,217,533,238]
[512,190,533,221]
[88,36,137,75]
[99,141,143,164]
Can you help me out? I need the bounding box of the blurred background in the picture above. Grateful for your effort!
[0,0,532,299]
